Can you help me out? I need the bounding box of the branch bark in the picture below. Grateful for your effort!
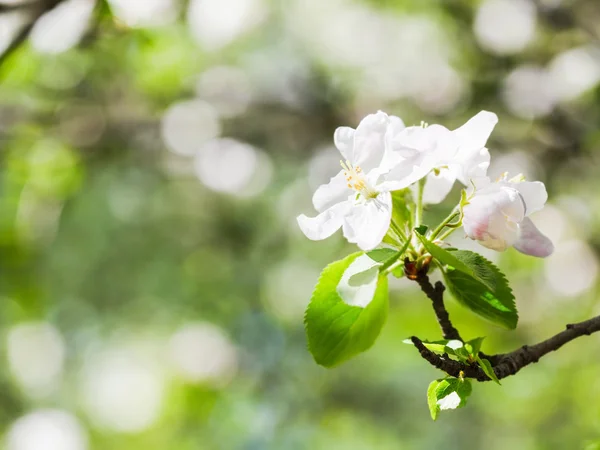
[410,264,600,381]
[413,270,462,341]
[411,313,600,382]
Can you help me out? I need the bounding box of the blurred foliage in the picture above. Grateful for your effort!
[0,0,600,449]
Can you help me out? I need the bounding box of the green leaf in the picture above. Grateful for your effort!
[391,266,405,278]
[415,234,494,290]
[391,189,412,226]
[443,251,517,329]
[414,225,428,236]
[403,338,451,355]
[427,380,442,420]
[305,253,389,367]
[366,248,397,263]
[447,249,500,291]
[476,357,501,385]
[402,338,468,361]
[427,377,472,420]
[465,337,485,356]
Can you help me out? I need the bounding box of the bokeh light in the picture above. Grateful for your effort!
[195,66,254,118]
[7,322,66,398]
[5,410,88,450]
[187,0,268,50]
[474,0,536,55]
[169,322,238,386]
[107,0,179,28]
[30,0,95,55]
[79,343,165,433]
[544,240,599,297]
[547,46,600,102]
[160,99,221,156]
[502,65,555,119]
[193,138,272,196]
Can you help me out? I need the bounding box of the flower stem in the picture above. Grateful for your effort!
[415,178,426,228]
[437,226,458,242]
[390,219,407,243]
[429,209,461,241]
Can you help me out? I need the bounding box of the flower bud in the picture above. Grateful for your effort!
[462,176,553,257]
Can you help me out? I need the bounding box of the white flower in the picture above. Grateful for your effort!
[297,111,397,251]
[382,111,498,204]
[462,174,554,257]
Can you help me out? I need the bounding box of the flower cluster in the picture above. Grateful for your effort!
[297,111,553,258]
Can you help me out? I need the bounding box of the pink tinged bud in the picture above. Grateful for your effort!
[463,180,554,258]
[463,185,525,252]
[513,218,554,257]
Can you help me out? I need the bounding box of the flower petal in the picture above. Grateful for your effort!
[352,111,389,172]
[455,147,491,186]
[337,254,381,308]
[513,181,548,216]
[453,111,498,154]
[342,192,392,251]
[513,217,554,257]
[297,201,351,241]
[334,126,355,161]
[312,170,350,213]
[421,169,457,204]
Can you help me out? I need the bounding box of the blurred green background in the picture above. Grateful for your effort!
[0,0,600,449]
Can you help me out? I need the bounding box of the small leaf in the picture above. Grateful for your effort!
[403,338,452,355]
[415,225,428,236]
[477,357,501,385]
[427,377,472,420]
[465,337,485,356]
[305,253,389,367]
[379,237,412,273]
[446,340,463,350]
[443,251,517,329]
[403,338,470,361]
[427,380,442,420]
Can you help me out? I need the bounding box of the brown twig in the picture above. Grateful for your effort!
[412,269,462,341]
[411,313,600,382]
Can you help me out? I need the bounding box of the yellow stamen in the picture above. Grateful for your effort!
[339,160,378,199]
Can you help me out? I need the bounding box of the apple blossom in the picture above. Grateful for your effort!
[462,174,554,257]
[381,111,498,204]
[297,111,399,251]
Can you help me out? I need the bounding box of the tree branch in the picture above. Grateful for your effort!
[412,314,600,382]
[413,269,462,341]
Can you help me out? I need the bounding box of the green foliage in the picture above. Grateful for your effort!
[443,251,518,329]
[477,356,501,385]
[366,248,397,263]
[391,189,412,226]
[305,253,389,367]
[427,376,472,420]
[414,225,428,236]
[464,336,485,356]
[415,232,493,289]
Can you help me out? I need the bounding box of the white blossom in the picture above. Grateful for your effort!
[297,111,399,251]
[381,111,498,204]
[462,174,554,257]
